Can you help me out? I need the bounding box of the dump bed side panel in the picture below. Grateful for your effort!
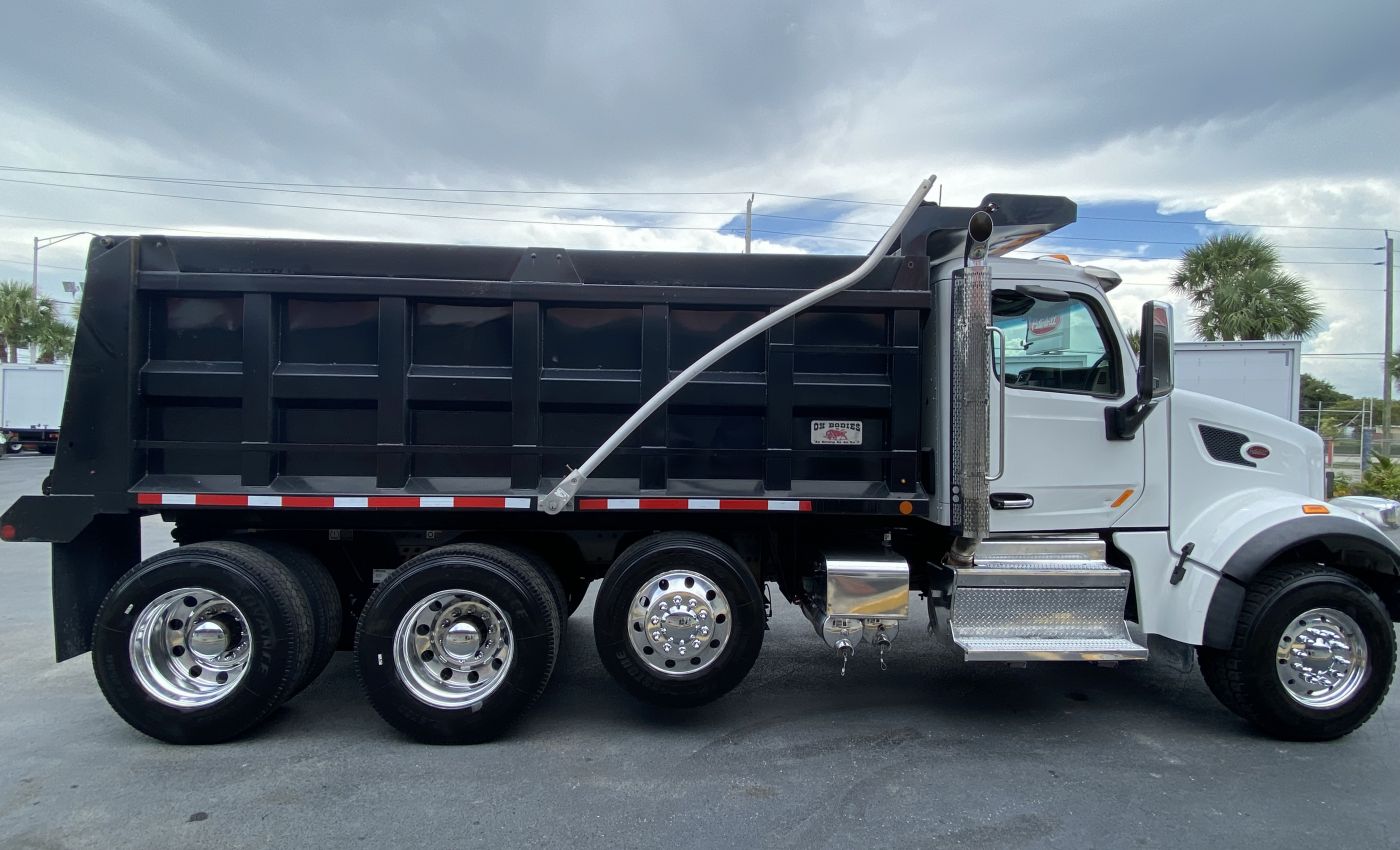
[52,237,933,510]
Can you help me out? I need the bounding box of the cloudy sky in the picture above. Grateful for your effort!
[2,1,1397,395]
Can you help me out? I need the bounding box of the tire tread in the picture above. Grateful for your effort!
[91,540,315,744]
[235,537,343,696]
[1198,562,1396,740]
[352,544,561,743]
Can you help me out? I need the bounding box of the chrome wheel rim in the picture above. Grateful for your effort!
[394,590,513,709]
[129,587,253,708]
[1276,607,1370,709]
[627,570,731,678]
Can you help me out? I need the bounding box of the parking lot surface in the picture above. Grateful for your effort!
[1,455,1397,849]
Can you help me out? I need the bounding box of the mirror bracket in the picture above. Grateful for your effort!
[1106,396,1156,441]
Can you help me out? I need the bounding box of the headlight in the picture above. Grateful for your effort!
[1330,496,1400,530]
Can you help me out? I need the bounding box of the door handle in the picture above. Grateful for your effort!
[990,493,1034,510]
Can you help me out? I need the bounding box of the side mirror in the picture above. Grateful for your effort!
[1107,300,1174,441]
[1137,300,1174,399]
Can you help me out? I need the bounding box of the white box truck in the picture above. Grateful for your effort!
[1,364,68,454]
[1173,340,1301,423]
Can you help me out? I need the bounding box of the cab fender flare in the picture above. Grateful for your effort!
[1202,515,1400,648]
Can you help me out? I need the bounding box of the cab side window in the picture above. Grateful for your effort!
[991,290,1119,396]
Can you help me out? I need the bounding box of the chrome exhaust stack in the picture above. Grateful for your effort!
[945,210,995,567]
[801,549,910,674]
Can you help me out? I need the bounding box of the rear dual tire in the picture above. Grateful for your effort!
[593,532,764,708]
[235,537,343,696]
[91,541,316,744]
[354,544,562,744]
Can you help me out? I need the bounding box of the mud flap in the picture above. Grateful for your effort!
[52,513,140,661]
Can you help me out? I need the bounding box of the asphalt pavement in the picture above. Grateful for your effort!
[1,455,1397,849]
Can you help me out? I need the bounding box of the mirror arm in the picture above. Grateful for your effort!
[1105,394,1156,441]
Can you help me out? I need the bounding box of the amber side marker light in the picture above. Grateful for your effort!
[1302,504,1329,515]
[898,500,914,515]
[1110,489,1135,508]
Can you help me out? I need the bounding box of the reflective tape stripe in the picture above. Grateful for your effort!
[132,493,816,512]
[134,494,535,510]
[576,498,812,512]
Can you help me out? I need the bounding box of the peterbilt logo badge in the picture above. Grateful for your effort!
[811,420,863,445]
[1244,443,1271,460]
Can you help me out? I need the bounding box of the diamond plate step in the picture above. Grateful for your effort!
[954,636,1148,662]
[955,559,1128,589]
[977,536,1106,561]
[949,552,1148,662]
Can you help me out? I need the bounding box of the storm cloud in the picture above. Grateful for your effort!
[3,0,1397,392]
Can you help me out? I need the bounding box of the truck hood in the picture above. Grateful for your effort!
[1171,388,1324,499]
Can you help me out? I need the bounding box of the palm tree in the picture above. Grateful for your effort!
[32,309,75,363]
[0,281,77,362]
[0,281,35,362]
[1170,233,1321,341]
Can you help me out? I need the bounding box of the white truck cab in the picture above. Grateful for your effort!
[926,250,1396,740]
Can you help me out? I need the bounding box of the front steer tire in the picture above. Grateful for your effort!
[1198,563,1396,741]
[91,541,316,744]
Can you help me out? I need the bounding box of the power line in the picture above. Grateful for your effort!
[7,164,1393,233]
[0,165,748,197]
[0,213,231,235]
[1077,214,1393,233]
[7,167,882,228]
[0,176,873,243]
[1013,249,1380,267]
[0,256,85,272]
[0,176,732,231]
[1100,278,1383,293]
[753,191,902,207]
[1045,234,1382,252]
[1,177,1389,259]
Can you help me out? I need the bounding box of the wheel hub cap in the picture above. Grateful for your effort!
[441,618,484,661]
[628,570,731,677]
[1276,607,1370,709]
[394,591,513,709]
[188,619,232,659]
[129,587,253,708]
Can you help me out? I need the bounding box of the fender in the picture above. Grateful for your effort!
[1200,511,1400,648]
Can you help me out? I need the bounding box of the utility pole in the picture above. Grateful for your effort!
[744,194,753,254]
[1386,230,1395,441]
[32,237,39,297]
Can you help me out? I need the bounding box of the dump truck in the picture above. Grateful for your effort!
[4,177,1396,745]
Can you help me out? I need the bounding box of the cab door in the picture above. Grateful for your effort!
[987,280,1145,532]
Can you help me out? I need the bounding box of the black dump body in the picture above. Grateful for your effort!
[10,193,1072,531]
[60,239,926,508]
[1,193,1073,659]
